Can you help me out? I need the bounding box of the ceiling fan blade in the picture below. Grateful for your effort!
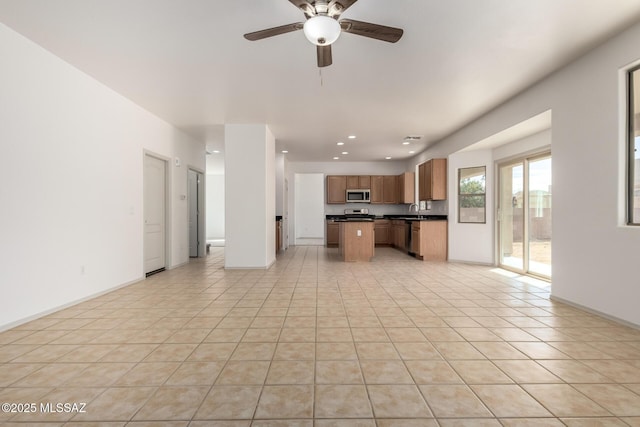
[244,23,304,41]
[328,0,358,18]
[289,0,316,18]
[317,45,333,67]
[339,19,403,43]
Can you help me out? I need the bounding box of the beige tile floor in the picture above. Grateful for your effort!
[1,246,640,426]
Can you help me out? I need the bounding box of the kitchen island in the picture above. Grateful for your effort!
[337,220,375,262]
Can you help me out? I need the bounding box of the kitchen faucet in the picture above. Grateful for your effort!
[408,203,419,213]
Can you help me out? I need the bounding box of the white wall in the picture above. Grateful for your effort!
[294,173,325,244]
[493,130,552,162]
[410,21,640,326]
[224,124,275,269]
[447,149,494,264]
[206,174,225,240]
[0,23,205,329]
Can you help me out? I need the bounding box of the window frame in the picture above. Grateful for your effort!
[458,166,487,224]
[628,65,640,225]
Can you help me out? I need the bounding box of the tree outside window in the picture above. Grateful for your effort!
[459,166,486,223]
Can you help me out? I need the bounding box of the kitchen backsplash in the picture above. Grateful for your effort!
[325,200,448,216]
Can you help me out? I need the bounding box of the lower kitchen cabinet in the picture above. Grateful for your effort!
[391,220,406,249]
[326,221,339,247]
[374,219,391,246]
[410,220,448,261]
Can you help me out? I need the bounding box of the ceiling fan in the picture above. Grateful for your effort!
[244,0,403,67]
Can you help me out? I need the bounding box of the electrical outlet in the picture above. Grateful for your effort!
[357,229,362,237]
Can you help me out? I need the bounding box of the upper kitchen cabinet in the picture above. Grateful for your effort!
[371,175,398,204]
[419,159,447,201]
[397,172,415,204]
[327,175,347,204]
[383,175,398,204]
[346,175,371,189]
[370,176,384,204]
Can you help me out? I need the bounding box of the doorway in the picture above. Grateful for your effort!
[188,169,204,258]
[144,154,167,275]
[498,153,552,278]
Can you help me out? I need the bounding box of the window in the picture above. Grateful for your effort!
[458,166,486,223]
[629,66,640,225]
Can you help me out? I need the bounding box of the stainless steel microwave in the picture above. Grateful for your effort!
[346,189,371,203]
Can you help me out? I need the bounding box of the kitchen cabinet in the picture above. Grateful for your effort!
[370,175,384,204]
[391,220,406,249]
[326,173,415,205]
[346,175,371,189]
[339,221,375,262]
[410,220,448,261]
[327,175,347,204]
[326,221,339,247]
[374,219,391,245]
[383,175,398,204]
[418,159,447,201]
[397,172,415,204]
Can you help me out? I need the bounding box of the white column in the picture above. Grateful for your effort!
[224,124,276,268]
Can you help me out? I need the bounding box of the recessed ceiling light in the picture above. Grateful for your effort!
[333,156,340,160]
[337,142,344,146]
[409,151,415,154]
[341,151,348,155]
[385,156,392,160]
[348,135,356,139]
[281,150,288,153]
[402,141,410,145]
[212,150,220,154]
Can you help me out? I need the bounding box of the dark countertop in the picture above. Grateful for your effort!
[384,214,448,221]
[327,214,447,222]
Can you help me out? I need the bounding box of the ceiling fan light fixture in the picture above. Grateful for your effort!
[303,15,341,46]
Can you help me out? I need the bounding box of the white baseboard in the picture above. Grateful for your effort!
[0,276,144,332]
[550,295,640,330]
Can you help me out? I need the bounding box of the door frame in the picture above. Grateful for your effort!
[188,166,206,258]
[496,150,552,280]
[143,150,171,275]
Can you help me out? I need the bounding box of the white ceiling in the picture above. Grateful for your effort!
[2,0,640,162]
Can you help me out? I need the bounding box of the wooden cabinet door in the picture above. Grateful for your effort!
[418,163,426,201]
[424,160,433,201]
[326,222,339,246]
[383,175,397,204]
[374,220,390,245]
[431,159,447,200]
[370,176,384,204]
[327,176,346,204]
[346,175,371,189]
[411,225,420,254]
[346,176,359,189]
[397,172,415,204]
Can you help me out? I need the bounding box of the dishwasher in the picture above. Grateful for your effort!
[405,221,412,253]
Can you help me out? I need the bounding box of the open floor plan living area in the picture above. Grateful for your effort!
[1,247,639,425]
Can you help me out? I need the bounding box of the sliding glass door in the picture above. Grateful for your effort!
[498,153,552,278]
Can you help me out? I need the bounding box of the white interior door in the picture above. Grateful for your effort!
[188,169,200,257]
[144,154,166,274]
